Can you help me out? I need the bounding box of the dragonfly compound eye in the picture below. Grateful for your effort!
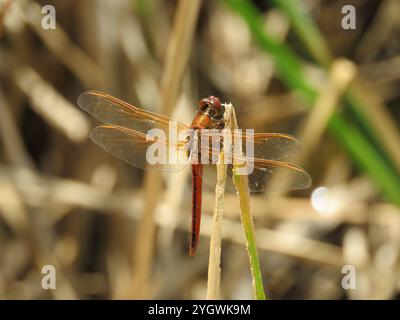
[207,96,224,119]
[198,98,209,112]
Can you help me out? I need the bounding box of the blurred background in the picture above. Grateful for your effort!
[0,0,400,299]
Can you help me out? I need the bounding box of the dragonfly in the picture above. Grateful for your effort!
[77,91,311,257]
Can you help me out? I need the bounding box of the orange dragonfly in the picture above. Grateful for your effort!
[77,91,311,257]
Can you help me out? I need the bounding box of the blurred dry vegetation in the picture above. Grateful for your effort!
[0,0,399,299]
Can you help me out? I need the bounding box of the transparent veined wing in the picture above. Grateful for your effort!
[77,91,190,139]
[202,156,311,193]
[90,124,189,172]
[199,131,301,161]
[242,132,301,160]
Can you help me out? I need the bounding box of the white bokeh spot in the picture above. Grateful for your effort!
[311,186,342,214]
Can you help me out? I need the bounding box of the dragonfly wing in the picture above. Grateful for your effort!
[241,133,301,161]
[78,91,189,137]
[237,159,311,192]
[199,131,301,161]
[202,158,311,193]
[90,125,189,172]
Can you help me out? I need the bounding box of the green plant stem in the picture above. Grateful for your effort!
[228,105,266,300]
[233,169,266,300]
[271,0,397,171]
[270,0,332,67]
[223,0,400,206]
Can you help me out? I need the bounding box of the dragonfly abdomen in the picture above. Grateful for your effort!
[190,163,203,257]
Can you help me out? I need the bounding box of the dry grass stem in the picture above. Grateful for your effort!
[206,127,229,299]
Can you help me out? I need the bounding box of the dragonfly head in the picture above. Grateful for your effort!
[198,96,224,120]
